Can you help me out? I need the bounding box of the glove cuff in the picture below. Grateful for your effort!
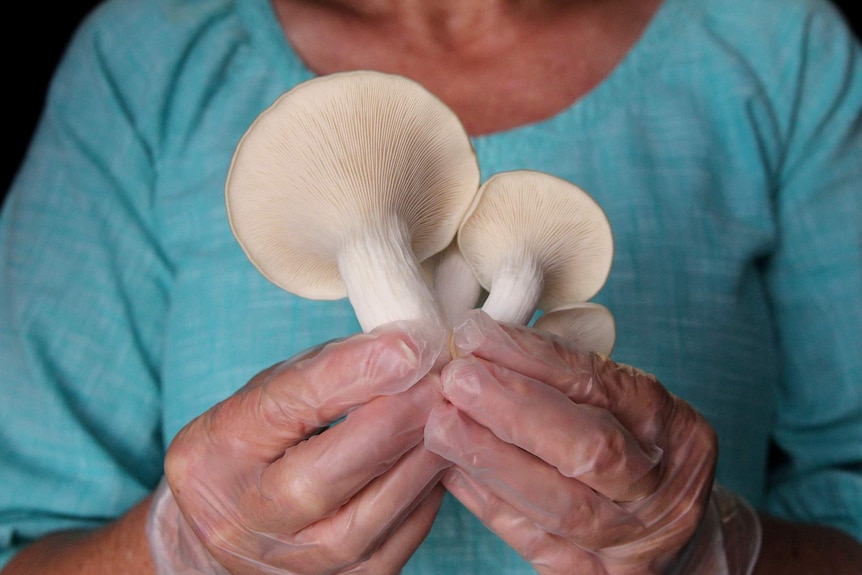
[669,483,762,575]
[146,477,230,575]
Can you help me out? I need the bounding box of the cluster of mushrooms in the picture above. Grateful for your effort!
[226,71,616,356]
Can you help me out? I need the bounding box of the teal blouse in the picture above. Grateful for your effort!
[2,0,860,571]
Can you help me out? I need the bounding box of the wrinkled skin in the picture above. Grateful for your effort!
[159,321,451,575]
[425,310,718,575]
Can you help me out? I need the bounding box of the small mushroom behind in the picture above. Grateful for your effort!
[425,240,485,324]
[457,170,614,326]
[534,302,617,356]
[225,71,480,332]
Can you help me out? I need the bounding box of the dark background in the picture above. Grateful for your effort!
[2,1,860,207]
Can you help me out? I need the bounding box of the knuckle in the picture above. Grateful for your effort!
[164,420,208,488]
[552,496,599,537]
[257,383,303,432]
[596,422,630,465]
[518,529,558,565]
[278,472,330,523]
[477,491,507,524]
[324,524,377,568]
[565,410,630,476]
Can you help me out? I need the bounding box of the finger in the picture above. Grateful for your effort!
[264,445,450,573]
[442,468,604,575]
[450,310,674,446]
[261,320,446,433]
[171,320,446,471]
[256,376,446,533]
[449,312,719,568]
[425,404,644,550]
[438,357,662,501]
[344,484,447,575]
[613,404,717,548]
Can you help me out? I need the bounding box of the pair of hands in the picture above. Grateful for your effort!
[149,310,726,574]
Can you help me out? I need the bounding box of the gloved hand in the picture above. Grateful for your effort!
[147,321,451,574]
[424,310,761,574]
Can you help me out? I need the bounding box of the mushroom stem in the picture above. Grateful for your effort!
[338,222,445,332]
[481,260,544,325]
[430,241,484,323]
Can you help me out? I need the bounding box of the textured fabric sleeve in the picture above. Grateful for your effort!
[0,6,170,567]
[762,4,862,540]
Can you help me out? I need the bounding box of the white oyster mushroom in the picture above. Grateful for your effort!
[457,170,614,326]
[425,240,485,323]
[534,302,617,356]
[225,71,480,332]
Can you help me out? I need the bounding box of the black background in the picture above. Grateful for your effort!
[2,1,860,207]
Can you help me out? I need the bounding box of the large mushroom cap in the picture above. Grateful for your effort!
[458,170,614,311]
[226,70,480,300]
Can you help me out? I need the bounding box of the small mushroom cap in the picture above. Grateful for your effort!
[533,302,616,355]
[225,70,480,300]
[457,170,614,310]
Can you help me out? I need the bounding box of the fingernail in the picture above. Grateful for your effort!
[424,404,460,457]
[374,319,447,369]
[451,310,501,355]
[441,359,484,404]
[644,443,664,465]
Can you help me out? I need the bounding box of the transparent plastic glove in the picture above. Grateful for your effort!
[147,321,451,574]
[424,310,761,575]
